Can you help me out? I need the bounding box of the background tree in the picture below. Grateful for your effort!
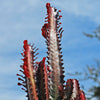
[83,26,100,100]
[83,25,100,41]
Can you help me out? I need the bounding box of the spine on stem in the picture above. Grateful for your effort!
[41,3,65,100]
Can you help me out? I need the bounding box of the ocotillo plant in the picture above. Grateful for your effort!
[17,3,86,100]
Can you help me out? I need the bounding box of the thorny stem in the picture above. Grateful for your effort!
[17,3,86,100]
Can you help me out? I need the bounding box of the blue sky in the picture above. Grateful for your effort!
[0,0,100,100]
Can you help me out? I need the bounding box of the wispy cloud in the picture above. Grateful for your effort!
[0,0,40,13]
[0,0,46,54]
[55,0,100,24]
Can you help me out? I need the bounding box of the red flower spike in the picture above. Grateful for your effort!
[59,15,62,18]
[41,3,65,100]
[21,88,26,92]
[16,74,19,76]
[16,74,25,79]
[36,57,49,100]
[59,10,61,12]
[18,77,23,81]
[21,53,24,56]
[46,3,50,9]
[23,65,29,78]
[18,83,22,86]
[23,40,28,50]
[17,3,86,100]
[24,61,27,66]
[79,90,86,100]
[41,23,48,39]
[23,40,28,45]
[64,79,86,100]
[22,57,27,62]
[17,40,39,100]
[24,51,27,55]
[45,16,48,19]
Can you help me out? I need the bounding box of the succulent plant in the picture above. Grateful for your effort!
[17,3,86,100]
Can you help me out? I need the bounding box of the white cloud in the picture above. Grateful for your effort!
[0,0,39,13]
[0,0,46,54]
[55,0,100,24]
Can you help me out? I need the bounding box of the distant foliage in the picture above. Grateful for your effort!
[83,26,100,40]
[83,26,100,99]
[85,60,100,100]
